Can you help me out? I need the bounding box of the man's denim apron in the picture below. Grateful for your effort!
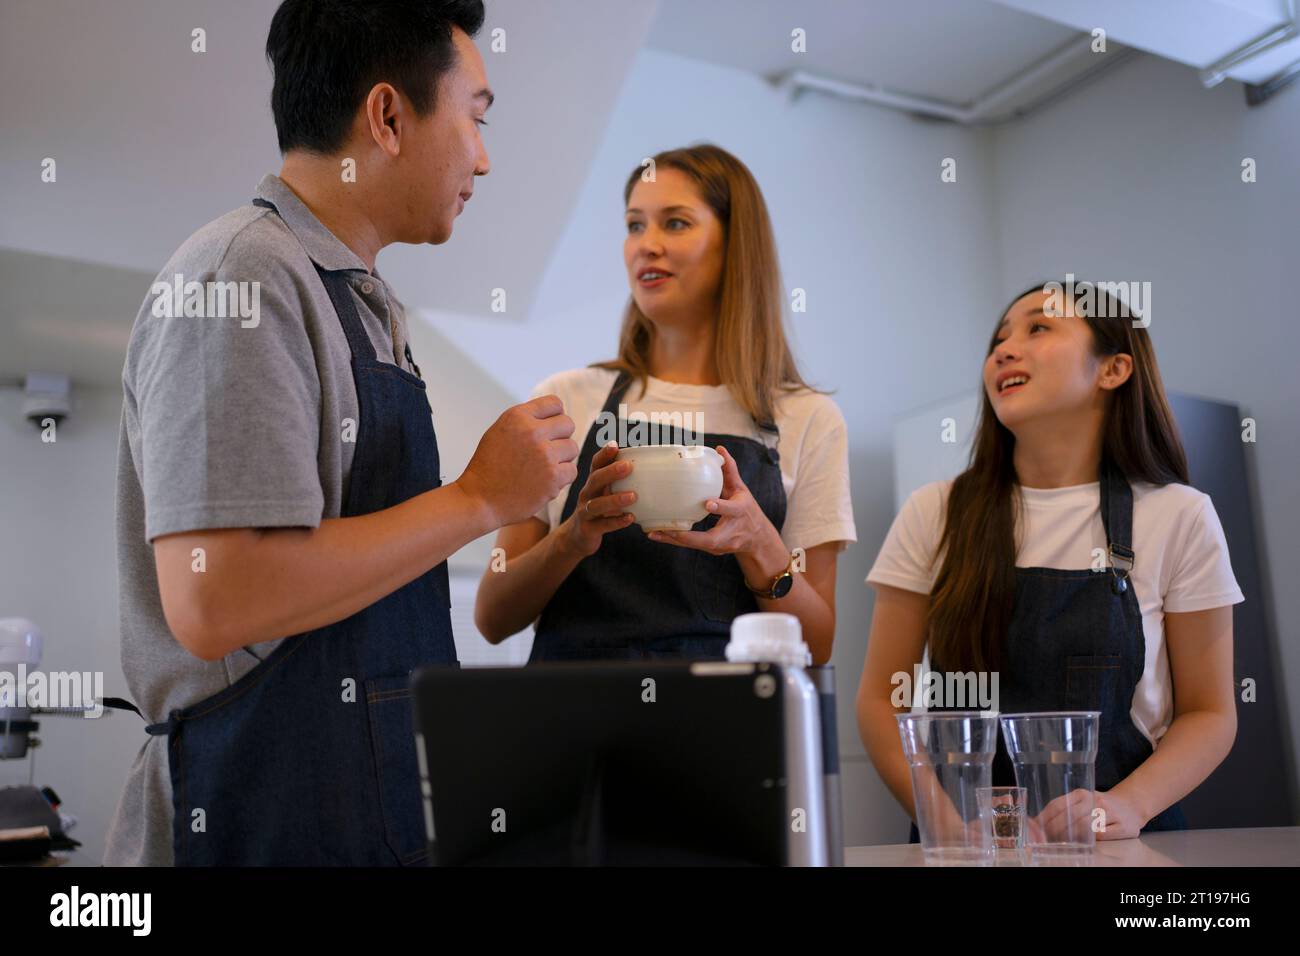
[136,196,457,865]
[529,371,787,662]
[911,460,1186,841]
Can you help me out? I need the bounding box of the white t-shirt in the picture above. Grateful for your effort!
[867,479,1244,746]
[529,367,858,554]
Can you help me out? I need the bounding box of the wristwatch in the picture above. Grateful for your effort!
[746,554,796,600]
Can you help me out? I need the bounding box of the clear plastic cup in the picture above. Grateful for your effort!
[999,712,1100,857]
[896,711,998,864]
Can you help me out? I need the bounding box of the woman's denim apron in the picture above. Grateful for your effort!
[529,371,787,662]
[910,461,1186,842]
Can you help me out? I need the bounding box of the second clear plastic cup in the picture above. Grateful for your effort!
[999,712,1100,857]
[897,711,998,864]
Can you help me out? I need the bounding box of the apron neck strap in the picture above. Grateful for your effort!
[606,370,634,416]
[313,265,377,362]
[1099,457,1135,572]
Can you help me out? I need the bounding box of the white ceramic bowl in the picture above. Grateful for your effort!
[609,444,724,532]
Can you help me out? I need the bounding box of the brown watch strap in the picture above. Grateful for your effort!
[746,554,795,598]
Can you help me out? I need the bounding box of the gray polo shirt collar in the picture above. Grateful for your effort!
[254,173,371,274]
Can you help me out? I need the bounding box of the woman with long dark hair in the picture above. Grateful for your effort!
[475,144,856,663]
[856,282,1242,837]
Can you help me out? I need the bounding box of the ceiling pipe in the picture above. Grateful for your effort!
[1199,0,1299,87]
[773,35,1134,125]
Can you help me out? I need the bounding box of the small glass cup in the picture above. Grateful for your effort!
[978,786,1027,850]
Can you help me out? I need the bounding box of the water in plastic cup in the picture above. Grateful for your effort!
[999,712,1100,858]
[896,711,998,865]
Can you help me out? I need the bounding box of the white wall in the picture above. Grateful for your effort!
[992,52,1299,808]
[0,386,137,865]
[429,47,1005,845]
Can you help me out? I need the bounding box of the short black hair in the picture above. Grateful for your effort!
[266,0,486,154]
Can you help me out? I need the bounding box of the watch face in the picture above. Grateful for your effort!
[772,572,794,599]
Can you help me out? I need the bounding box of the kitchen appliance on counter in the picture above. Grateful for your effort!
[1,618,84,861]
[1,617,43,762]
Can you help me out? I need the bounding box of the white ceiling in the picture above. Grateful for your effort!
[991,0,1300,85]
[645,0,1081,103]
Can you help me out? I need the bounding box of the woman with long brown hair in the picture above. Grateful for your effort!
[475,144,856,663]
[856,282,1242,838]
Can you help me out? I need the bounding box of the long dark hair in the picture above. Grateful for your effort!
[928,282,1189,673]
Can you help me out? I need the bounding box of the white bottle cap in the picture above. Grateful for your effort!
[725,612,811,668]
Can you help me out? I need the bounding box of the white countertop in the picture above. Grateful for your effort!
[845,826,1300,866]
[15,826,1299,867]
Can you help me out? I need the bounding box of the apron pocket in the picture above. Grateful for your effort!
[1063,655,1121,711]
[692,550,748,623]
[364,674,429,865]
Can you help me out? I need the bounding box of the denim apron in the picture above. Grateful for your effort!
[912,460,1186,841]
[529,371,787,661]
[122,196,458,865]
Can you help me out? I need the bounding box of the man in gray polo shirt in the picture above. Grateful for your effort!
[105,0,578,865]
